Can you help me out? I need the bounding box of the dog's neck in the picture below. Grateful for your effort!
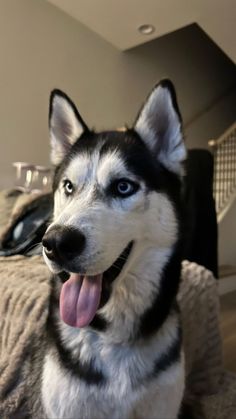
[98,245,173,340]
[52,242,182,349]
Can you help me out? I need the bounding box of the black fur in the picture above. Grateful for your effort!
[137,243,183,338]
[153,325,181,376]
[53,128,183,215]
[89,313,108,331]
[178,401,196,419]
[131,325,182,389]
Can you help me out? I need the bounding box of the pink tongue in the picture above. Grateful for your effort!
[59,273,102,328]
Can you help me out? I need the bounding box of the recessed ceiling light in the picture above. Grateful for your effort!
[138,24,155,35]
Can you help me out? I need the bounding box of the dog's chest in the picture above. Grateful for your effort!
[42,334,157,419]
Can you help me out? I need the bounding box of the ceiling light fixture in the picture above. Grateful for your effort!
[138,24,155,35]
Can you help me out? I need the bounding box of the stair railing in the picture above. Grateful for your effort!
[209,122,236,223]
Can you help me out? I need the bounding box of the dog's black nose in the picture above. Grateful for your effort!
[42,225,86,263]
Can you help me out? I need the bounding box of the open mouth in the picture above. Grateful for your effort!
[59,242,133,328]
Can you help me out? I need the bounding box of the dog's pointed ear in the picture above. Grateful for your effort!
[49,90,88,165]
[134,80,186,175]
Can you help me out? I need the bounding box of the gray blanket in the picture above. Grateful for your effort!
[0,256,235,418]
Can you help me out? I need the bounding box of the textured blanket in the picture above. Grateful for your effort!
[0,256,235,418]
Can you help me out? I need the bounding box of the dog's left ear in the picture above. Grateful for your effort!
[49,90,88,165]
[134,80,186,175]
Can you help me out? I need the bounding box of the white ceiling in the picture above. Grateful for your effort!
[47,0,236,62]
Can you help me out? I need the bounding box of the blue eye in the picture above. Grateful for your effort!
[63,179,74,196]
[114,179,139,197]
[117,181,133,194]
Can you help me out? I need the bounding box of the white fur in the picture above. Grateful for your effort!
[42,313,184,419]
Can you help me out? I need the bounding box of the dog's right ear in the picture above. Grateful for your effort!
[49,90,88,166]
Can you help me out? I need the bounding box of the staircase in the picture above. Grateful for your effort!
[209,122,236,223]
[209,122,236,293]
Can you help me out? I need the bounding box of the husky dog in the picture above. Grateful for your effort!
[41,79,187,419]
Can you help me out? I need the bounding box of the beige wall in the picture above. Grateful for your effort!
[0,0,236,188]
[0,0,235,268]
[0,0,124,186]
[219,200,236,266]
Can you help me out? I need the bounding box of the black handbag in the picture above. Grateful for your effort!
[0,190,53,256]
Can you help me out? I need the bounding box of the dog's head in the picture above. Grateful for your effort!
[42,80,186,328]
